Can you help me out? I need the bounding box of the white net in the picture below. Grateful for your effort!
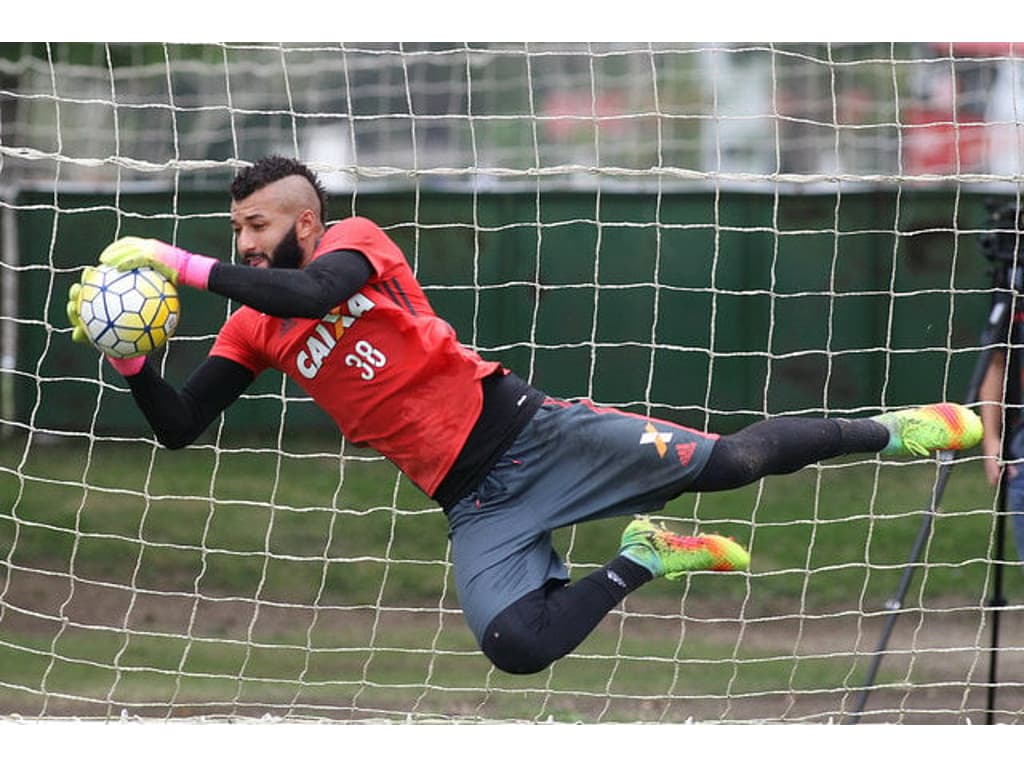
[1,42,1024,724]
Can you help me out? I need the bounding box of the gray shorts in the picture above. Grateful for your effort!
[446,398,719,642]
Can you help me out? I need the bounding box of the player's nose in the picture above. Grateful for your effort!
[235,228,260,256]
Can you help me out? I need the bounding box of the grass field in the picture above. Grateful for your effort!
[2,430,1023,723]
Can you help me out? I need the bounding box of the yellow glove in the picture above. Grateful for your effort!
[65,273,148,375]
[99,236,216,290]
[65,282,90,344]
[99,237,182,284]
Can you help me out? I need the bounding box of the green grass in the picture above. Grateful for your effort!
[0,620,867,722]
[1,431,1020,722]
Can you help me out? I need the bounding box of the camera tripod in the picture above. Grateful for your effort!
[847,201,1023,725]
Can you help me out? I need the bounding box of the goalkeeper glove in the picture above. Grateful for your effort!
[99,236,216,290]
[66,281,145,376]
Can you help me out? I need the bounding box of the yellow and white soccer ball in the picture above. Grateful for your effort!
[77,264,180,358]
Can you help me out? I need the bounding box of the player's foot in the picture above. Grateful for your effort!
[872,402,982,457]
[619,516,750,580]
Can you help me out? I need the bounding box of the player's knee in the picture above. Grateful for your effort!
[692,437,758,491]
[480,611,557,675]
[481,631,554,675]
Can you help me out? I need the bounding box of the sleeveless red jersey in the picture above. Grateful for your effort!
[210,216,500,495]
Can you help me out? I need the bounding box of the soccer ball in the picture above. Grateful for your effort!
[77,264,180,358]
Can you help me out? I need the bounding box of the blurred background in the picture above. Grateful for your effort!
[5,42,1024,437]
[2,42,1022,189]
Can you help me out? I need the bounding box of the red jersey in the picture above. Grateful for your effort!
[210,216,500,495]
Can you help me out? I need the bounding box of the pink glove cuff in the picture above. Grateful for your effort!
[107,355,146,376]
[161,245,216,290]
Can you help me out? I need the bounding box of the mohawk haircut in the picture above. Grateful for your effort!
[230,156,329,223]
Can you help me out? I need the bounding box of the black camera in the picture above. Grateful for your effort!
[980,200,1024,292]
[980,199,1024,264]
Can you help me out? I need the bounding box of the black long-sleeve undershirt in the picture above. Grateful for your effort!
[207,249,373,318]
[126,355,254,449]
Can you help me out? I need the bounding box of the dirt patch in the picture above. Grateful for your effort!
[2,567,1023,723]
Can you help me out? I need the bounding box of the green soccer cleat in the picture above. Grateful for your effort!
[619,516,750,580]
[872,402,983,457]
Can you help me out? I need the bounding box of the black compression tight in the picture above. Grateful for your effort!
[480,415,891,674]
[481,558,653,675]
[690,415,890,492]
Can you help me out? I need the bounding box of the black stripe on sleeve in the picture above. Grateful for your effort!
[389,277,418,315]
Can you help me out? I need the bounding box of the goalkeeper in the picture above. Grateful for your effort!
[66,156,984,675]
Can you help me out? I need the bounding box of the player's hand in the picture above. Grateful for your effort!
[66,282,91,344]
[99,237,182,284]
[66,278,146,375]
[98,236,215,290]
[66,282,146,376]
[983,453,1018,486]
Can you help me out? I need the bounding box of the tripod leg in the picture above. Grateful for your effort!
[986,476,1009,724]
[846,454,952,724]
[846,302,1009,724]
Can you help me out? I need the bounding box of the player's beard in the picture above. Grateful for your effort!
[269,223,304,270]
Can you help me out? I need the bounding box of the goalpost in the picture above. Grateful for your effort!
[1,41,1023,724]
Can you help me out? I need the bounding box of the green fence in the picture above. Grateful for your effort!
[2,186,1004,440]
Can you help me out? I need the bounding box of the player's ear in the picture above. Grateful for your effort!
[295,207,322,241]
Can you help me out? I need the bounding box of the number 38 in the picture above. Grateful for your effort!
[345,339,387,380]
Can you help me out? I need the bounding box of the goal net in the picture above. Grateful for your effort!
[1,42,1023,724]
